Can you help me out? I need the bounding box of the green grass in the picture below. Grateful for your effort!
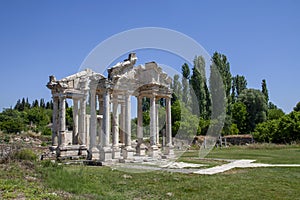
[40,165,300,200]
[0,161,60,199]
[206,144,300,164]
[1,144,300,199]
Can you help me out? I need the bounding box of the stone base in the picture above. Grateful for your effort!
[164,146,174,155]
[79,145,88,156]
[59,131,73,146]
[89,147,100,160]
[112,147,121,159]
[100,147,112,161]
[55,145,88,158]
[149,145,160,158]
[136,143,147,156]
[123,146,135,159]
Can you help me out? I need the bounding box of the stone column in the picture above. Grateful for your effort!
[98,95,103,146]
[58,95,66,147]
[149,95,159,157]
[112,94,120,158]
[78,95,87,145]
[52,96,59,146]
[136,96,146,156]
[123,93,134,159]
[165,97,174,156]
[100,90,112,161]
[89,88,99,160]
[72,98,79,144]
[156,100,160,146]
[120,102,126,144]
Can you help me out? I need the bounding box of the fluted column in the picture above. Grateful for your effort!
[52,96,59,146]
[149,95,160,157]
[89,88,97,151]
[98,95,103,146]
[78,95,87,145]
[112,94,120,158]
[120,102,126,144]
[58,95,66,147]
[123,93,135,159]
[72,98,79,144]
[136,95,146,156]
[150,96,157,147]
[156,100,160,146]
[100,89,112,161]
[112,94,119,147]
[165,97,174,155]
[103,90,110,147]
[137,96,143,145]
[124,94,131,147]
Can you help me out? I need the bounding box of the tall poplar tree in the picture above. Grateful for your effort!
[181,63,190,106]
[212,52,232,112]
[171,74,182,103]
[261,79,269,103]
[189,56,210,118]
[232,75,247,102]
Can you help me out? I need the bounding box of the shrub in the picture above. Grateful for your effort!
[41,127,52,136]
[14,148,37,161]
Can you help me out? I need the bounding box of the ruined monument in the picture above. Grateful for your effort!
[47,53,174,162]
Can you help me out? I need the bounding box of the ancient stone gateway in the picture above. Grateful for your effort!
[47,53,174,162]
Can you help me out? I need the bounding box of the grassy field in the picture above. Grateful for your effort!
[1,144,300,199]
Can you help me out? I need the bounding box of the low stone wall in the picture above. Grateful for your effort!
[224,134,254,145]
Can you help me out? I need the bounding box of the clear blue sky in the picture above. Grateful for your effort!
[0,0,299,113]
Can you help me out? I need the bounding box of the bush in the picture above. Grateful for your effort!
[14,148,37,161]
[41,127,52,136]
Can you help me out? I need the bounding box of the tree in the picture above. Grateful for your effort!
[39,98,45,108]
[261,79,269,103]
[181,63,190,106]
[276,111,300,143]
[231,75,247,102]
[253,119,278,143]
[238,89,268,133]
[293,101,300,112]
[212,52,232,111]
[171,100,199,138]
[209,62,226,120]
[231,102,248,134]
[14,99,22,111]
[32,99,39,108]
[0,108,24,133]
[190,56,210,118]
[25,98,31,109]
[171,74,182,102]
[268,108,285,120]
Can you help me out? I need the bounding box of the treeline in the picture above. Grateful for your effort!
[169,51,300,144]
[0,98,54,135]
[0,97,75,135]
